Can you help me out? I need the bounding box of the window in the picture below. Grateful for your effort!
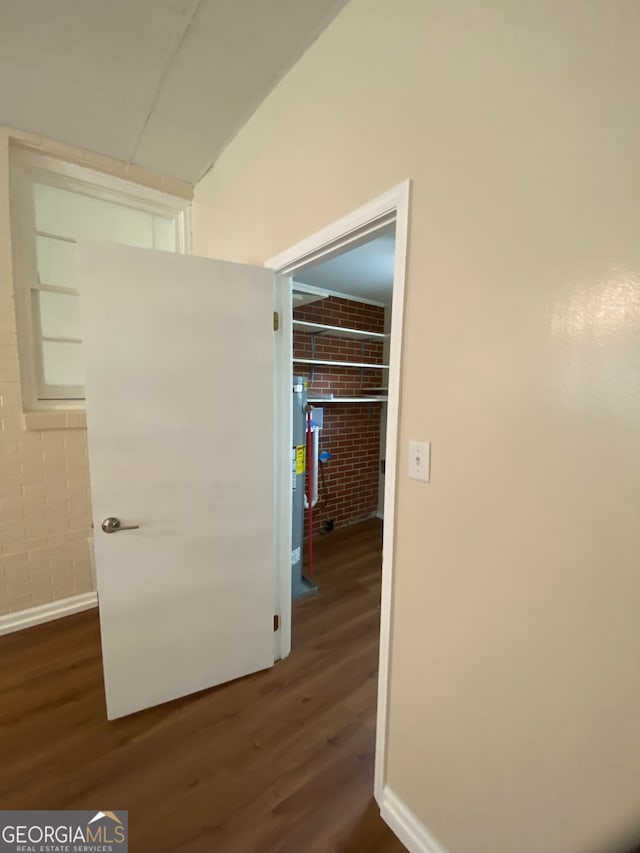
[10,148,189,407]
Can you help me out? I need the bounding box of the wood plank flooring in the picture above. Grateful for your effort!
[0,518,405,852]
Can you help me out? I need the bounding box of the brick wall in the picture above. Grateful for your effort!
[293,296,385,536]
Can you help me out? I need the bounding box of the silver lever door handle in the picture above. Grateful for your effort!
[101,516,140,534]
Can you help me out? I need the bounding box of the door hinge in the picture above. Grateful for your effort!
[273,614,280,632]
[273,311,280,332]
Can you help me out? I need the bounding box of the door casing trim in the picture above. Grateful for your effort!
[266,179,411,800]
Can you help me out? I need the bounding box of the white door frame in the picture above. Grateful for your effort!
[266,180,411,800]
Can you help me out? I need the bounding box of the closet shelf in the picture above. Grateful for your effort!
[293,320,388,341]
[308,396,388,403]
[292,358,389,369]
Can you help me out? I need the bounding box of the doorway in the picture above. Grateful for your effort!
[267,180,410,799]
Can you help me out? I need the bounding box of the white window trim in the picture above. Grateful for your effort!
[10,147,191,411]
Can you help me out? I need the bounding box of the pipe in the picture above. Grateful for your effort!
[304,426,319,509]
[306,408,314,578]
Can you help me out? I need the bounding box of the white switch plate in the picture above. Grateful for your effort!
[408,440,430,482]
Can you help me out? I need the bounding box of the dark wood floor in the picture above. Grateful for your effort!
[0,518,405,853]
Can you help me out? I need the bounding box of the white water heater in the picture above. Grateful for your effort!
[291,377,322,599]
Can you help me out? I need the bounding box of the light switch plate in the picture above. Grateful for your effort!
[408,440,430,482]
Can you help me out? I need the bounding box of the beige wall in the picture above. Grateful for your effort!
[0,128,192,618]
[192,2,640,852]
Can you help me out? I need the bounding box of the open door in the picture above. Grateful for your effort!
[77,242,278,719]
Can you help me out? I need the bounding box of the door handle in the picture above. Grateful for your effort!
[101,516,140,534]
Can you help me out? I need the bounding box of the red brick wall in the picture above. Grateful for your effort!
[293,296,385,536]
[295,296,385,331]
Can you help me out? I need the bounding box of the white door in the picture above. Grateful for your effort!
[77,242,278,720]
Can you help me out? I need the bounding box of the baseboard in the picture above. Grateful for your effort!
[0,592,98,636]
[376,511,384,520]
[380,786,449,853]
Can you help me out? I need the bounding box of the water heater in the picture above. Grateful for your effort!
[292,377,318,598]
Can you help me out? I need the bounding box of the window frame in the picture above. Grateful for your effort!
[10,147,191,410]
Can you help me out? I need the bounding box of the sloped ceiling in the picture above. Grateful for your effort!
[0,0,347,184]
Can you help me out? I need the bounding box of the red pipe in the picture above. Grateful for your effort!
[306,408,314,578]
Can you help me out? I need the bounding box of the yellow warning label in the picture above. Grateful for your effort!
[296,445,306,474]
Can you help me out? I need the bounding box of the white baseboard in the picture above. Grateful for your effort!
[380,787,449,853]
[0,591,98,636]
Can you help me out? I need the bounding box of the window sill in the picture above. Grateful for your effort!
[23,410,87,431]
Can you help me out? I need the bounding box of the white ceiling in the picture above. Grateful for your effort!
[0,0,347,184]
[294,226,396,304]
